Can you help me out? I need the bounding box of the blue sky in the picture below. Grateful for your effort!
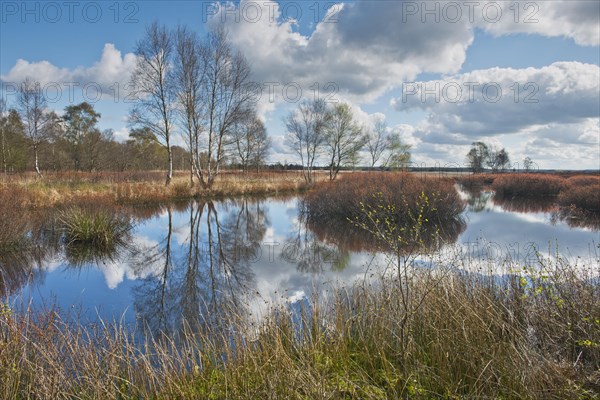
[1,0,599,169]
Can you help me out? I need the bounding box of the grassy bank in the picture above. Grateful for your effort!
[1,253,598,399]
[0,170,313,209]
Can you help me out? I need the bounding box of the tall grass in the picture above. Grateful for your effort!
[1,252,598,399]
[0,189,29,250]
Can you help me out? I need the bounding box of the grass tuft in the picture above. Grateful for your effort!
[59,207,132,250]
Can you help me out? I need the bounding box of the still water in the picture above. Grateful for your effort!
[2,189,599,335]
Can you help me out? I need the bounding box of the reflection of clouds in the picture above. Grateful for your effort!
[97,235,162,289]
[101,260,127,290]
[42,257,65,274]
[21,194,600,332]
[287,290,306,303]
[508,212,550,225]
[171,224,190,246]
[462,206,596,261]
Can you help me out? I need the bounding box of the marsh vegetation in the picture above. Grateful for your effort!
[1,171,599,399]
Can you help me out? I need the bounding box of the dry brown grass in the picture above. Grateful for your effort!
[492,173,567,198]
[0,171,311,209]
[456,173,498,188]
[558,175,600,213]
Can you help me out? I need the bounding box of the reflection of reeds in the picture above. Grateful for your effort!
[492,195,558,214]
[1,253,598,398]
[552,207,600,231]
[307,216,465,254]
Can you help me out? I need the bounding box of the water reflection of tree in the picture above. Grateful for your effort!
[132,199,266,338]
[462,187,494,212]
[0,212,62,297]
[0,202,184,297]
[300,207,465,264]
[0,247,46,297]
[283,205,351,274]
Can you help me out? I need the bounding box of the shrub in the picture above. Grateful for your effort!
[492,173,566,198]
[306,173,464,225]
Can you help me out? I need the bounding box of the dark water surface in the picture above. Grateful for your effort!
[2,190,598,336]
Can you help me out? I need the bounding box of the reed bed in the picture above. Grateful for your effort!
[492,173,567,198]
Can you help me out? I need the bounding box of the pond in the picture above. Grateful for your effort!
[2,188,599,337]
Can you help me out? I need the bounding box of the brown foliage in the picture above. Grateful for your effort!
[492,173,566,198]
[0,188,29,248]
[557,175,600,213]
[305,172,465,236]
[456,173,498,188]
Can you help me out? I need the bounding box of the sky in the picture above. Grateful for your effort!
[1,0,599,170]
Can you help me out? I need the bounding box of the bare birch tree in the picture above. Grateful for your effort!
[17,78,51,177]
[324,103,366,180]
[129,22,176,186]
[366,118,387,168]
[285,98,330,185]
[232,114,270,173]
[174,25,206,186]
[197,26,253,189]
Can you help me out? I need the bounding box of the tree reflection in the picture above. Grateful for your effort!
[0,211,63,297]
[462,187,494,213]
[282,204,350,274]
[132,199,267,338]
[298,202,465,265]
